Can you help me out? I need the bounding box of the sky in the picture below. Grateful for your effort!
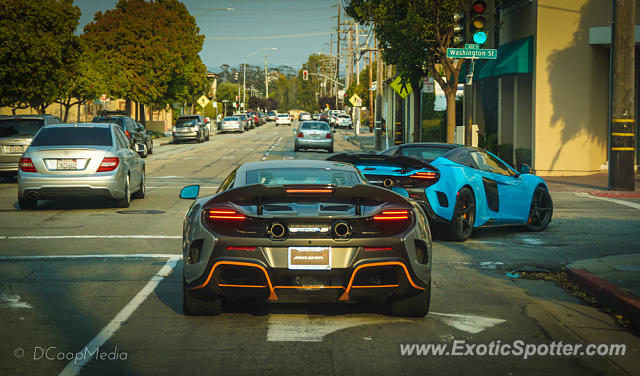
[76,0,350,72]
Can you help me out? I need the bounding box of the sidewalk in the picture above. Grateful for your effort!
[341,135,640,328]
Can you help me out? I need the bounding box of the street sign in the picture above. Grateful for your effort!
[349,93,362,107]
[446,47,497,59]
[422,77,435,94]
[390,76,412,99]
[465,44,480,49]
[197,95,210,108]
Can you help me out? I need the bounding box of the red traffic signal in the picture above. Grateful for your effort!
[303,70,309,80]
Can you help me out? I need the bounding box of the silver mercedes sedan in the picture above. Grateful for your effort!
[17,123,145,209]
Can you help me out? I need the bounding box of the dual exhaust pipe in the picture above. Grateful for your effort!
[267,220,352,240]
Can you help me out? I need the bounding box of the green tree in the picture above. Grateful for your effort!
[82,0,207,115]
[346,0,464,143]
[216,82,240,105]
[0,0,81,114]
[55,42,108,122]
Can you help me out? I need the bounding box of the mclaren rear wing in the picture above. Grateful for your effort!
[206,183,413,215]
[327,153,438,172]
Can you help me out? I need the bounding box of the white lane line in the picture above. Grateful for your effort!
[430,312,506,334]
[58,258,178,376]
[0,293,32,309]
[0,254,181,262]
[515,234,544,245]
[267,314,408,342]
[0,235,181,240]
[575,192,640,210]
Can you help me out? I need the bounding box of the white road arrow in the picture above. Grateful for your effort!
[430,312,506,334]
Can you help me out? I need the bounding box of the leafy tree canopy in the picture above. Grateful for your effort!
[346,0,464,142]
[0,0,81,113]
[82,0,207,108]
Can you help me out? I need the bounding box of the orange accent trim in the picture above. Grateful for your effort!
[275,286,345,289]
[339,262,425,301]
[218,284,267,288]
[351,284,399,289]
[191,261,278,301]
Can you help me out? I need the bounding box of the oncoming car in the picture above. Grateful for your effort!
[275,113,292,126]
[179,160,433,317]
[18,123,146,209]
[329,143,553,241]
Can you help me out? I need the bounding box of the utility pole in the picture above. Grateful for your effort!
[335,0,341,109]
[265,55,269,98]
[369,48,373,132]
[355,23,360,85]
[609,0,636,190]
[375,37,383,150]
[347,22,353,90]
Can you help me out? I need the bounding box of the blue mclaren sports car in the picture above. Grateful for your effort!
[328,143,553,241]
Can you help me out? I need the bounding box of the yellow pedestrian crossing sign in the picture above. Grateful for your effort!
[390,76,412,99]
[197,95,210,108]
[349,93,362,107]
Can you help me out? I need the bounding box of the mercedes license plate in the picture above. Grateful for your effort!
[288,246,331,270]
[5,145,24,153]
[57,159,77,170]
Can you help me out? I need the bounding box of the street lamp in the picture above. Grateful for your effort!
[244,47,277,110]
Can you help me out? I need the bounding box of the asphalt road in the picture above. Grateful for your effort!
[0,121,639,376]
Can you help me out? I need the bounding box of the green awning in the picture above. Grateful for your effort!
[477,36,533,80]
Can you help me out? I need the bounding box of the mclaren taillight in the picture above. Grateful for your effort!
[285,188,333,194]
[298,132,304,138]
[19,158,37,173]
[226,246,256,251]
[364,247,393,251]
[410,171,438,180]
[209,208,246,220]
[373,210,410,221]
[97,157,119,172]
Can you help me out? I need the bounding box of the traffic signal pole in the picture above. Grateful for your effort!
[609,0,636,190]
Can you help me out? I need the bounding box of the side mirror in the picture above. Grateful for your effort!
[333,130,336,133]
[180,185,200,199]
[519,164,531,174]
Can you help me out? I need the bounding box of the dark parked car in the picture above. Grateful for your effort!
[0,114,61,178]
[92,111,152,157]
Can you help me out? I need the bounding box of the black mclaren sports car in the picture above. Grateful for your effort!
[179,159,432,317]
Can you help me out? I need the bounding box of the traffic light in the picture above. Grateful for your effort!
[452,12,465,46]
[303,70,308,81]
[468,0,493,46]
[234,72,239,81]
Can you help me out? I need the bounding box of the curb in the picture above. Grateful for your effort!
[567,268,640,329]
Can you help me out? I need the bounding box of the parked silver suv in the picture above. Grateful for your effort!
[0,115,61,179]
